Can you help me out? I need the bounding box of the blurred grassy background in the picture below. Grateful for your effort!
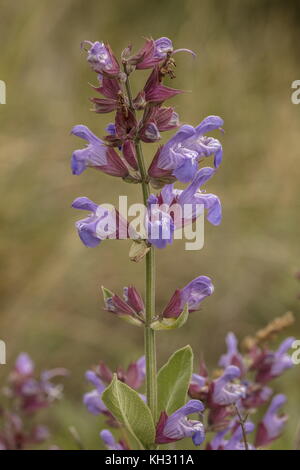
[0,0,299,449]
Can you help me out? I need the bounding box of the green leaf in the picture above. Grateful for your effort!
[102,375,155,450]
[157,345,193,416]
[150,304,189,330]
[118,314,143,327]
[101,286,114,301]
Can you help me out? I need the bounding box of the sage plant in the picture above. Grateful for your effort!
[71,38,294,450]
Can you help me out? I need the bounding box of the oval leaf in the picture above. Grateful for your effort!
[102,375,155,449]
[157,345,193,416]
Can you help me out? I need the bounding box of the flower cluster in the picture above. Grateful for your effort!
[0,354,67,450]
[92,327,294,450]
[71,36,223,249]
[189,331,294,449]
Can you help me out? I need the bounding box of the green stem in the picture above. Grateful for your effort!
[144,248,157,421]
[123,66,157,423]
[234,405,249,451]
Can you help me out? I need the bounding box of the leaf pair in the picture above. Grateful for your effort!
[102,345,193,449]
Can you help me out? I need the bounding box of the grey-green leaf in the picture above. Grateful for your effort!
[157,345,193,416]
[102,375,155,450]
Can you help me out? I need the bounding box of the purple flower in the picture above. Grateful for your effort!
[189,373,209,402]
[207,427,228,450]
[83,356,146,419]
[149,116,224,183]
[83,371,107,416]
[85,370,105,389]
[146,168,221,248]
[153,37,174,59]
[119,356,146,390]
[219,332,245,374]
[156,400,205,446]
[175,167,222,225]
[15,353,34,376]
[8,355,67,414]
[242,383,273,409]
[95,355,146,390]
[146,195,175,249]
[155,37,196,58]
[158,168,221,225]
[162,276,214,318]
[127,39,162,70]
[190,374,207,391]
[38,368,67,405]
[211,365,246,406]
[154,37,196,60]
[105,122,116,136]
[224,421,255,450]
[209,420,255,450]
[142,105,179,131]
[72,197,128,248]
[100,430,126,450]
[270,338,295,377]
[71,125,129,177]
[129,37,195,70]
[139,106,179,144]
[83,390,107,415]
[136,356,146,383]
[252,337,295,383]
[31,425,50,444]
[255,394,288,447]
[82,41,120,76]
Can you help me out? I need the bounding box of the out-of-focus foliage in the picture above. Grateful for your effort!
[0,0,299,449]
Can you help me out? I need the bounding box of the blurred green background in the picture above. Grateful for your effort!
[0,0,299,450]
